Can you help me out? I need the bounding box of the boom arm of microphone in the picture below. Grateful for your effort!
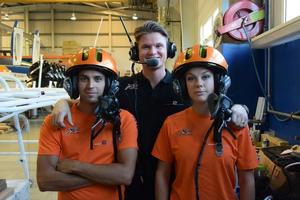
[139,58,159,66]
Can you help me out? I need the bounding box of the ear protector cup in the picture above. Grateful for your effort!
[129,40,177,61]
[104,77,119,96]
[63,77,72,97]
[214,74,231,95]
[129,42,139,62]
[167,41,177,58]
[108,79,119,95]
[63,76,79,99]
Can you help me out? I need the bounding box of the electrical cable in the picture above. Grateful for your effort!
[241,18,300,122]
[194,121,215,200]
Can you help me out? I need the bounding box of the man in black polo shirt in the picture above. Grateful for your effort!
[51,21,249,200]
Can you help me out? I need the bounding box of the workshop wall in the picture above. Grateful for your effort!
[268,38,300,144]
[222,39,300,145]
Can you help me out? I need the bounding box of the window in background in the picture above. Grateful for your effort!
[285,0,300,21]
[199,8,219,46]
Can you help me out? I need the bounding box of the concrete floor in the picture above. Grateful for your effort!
[0,115,57,200]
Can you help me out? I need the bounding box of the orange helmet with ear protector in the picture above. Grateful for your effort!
[66,47,118,78]
[173,45,228,78]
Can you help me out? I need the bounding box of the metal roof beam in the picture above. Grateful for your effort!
[1,0,127,3]
[2,4,156,20]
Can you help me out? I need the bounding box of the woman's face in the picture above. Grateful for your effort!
[185,67,214,104]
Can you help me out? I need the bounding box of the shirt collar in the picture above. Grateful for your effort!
[138,69,172,84]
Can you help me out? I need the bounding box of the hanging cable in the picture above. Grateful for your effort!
[194,121,215,200]
[241,18,300,122]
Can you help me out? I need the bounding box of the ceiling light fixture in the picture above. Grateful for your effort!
[3,13,9,20]
[132,13,138,20]
[70,12,76,21]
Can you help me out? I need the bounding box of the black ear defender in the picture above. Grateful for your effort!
[129,42,139,62]
[107,79,119,96]
[218,75,231,94]
[103,76,119,96]
[208,74,232,118]
[63,76,79,99]
[96,79,120,121]
[167,41,177,58]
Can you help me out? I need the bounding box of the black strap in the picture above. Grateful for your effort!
[112,116,122,200]
[195,120,215,200]
[213,117,225,157]
[213,116,237,157]
[90,118,106,150]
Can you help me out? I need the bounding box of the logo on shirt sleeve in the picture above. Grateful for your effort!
[176,128,192,136]
[65,126,80,135]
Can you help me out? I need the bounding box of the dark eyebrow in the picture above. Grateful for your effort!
[185,72,195,76]
[202,69,210,73]
[141,44,151,48]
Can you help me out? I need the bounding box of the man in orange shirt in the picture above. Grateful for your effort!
[152,45,258,200]
[37,48,138,200]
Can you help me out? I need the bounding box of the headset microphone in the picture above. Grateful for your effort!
[139,58,159,67]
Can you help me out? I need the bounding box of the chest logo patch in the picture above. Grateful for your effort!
[124,83,138,90]
[93,140,109,146]
[176,128,192,136]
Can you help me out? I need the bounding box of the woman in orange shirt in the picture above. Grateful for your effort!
[152,45,258,200]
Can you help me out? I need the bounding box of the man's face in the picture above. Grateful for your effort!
[137,32,168,69]
[78,69,105,104]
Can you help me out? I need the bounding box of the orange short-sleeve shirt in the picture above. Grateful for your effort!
[38,105,138,200]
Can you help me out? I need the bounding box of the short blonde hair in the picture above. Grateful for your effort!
[134,21,169,42]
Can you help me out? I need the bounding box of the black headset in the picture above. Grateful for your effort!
[129,40,177,62]
[64,71,119,100]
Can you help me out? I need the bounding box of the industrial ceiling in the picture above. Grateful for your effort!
[0,0,158,20]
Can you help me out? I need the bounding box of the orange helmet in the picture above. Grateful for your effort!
[173,45,228,78]
[66,47,118,78]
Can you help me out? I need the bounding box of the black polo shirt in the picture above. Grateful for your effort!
[118,70,187,200]
[118,70,186,155]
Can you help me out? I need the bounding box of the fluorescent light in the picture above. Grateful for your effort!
[132,13,138,20]
[3,13,9,20]
[70,12,76,21]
